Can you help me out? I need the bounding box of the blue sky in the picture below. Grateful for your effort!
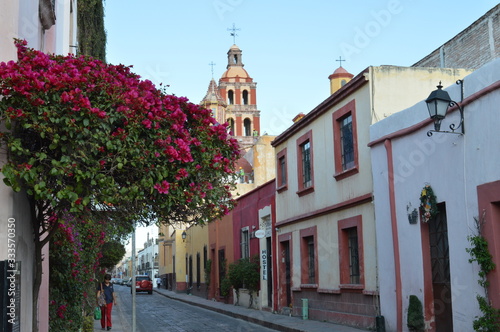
[105,1,498,136]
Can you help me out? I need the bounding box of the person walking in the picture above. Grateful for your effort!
[97,274,117,331]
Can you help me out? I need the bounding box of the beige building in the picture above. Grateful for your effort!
[271,65,471,329]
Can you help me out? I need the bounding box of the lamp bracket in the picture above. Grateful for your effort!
[427,80,465,137]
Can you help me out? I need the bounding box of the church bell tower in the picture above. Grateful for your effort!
[218,44,260,150]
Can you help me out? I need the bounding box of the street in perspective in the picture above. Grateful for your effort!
[94,283,367,332]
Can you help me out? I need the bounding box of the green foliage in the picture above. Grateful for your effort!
[220,277,232,298]
[467,216,500,331]
[77,0,106,61]
[99,240,126,269]
[204,258,212,299]
[49,213,107,331]
[226,255,260,307]
[467,234,496,288]
[82,314,94,332]
[473,295,500,332]
[407,295,425,331]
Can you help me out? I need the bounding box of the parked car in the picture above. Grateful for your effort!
[131,275,153,294]
[124,277,132,287]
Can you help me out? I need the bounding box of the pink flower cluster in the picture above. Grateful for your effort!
[154,180,170,194]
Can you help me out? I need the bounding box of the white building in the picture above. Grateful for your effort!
[137,233,159,278]
[369,59,500,331]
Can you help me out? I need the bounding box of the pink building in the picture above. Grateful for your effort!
[0,1,77,331]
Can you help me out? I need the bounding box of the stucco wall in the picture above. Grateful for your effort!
[370,59,500,331]
[0,2,77,330]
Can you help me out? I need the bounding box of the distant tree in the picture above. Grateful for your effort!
[0,40,239,331]
[77,0,106,61]
[99,240,126,269]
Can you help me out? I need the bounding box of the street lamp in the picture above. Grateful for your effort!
[425,80,464,136]
[182,230,187,242]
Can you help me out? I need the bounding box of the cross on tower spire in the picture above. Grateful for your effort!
[227,23,240,44]
[336,56,346,67]
[208,61,216,78]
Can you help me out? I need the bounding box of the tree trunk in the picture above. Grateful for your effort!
[32,232,42,332]
[29,197,52,332]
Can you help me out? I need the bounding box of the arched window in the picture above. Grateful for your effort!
[242,90,249,105]
[341,79,347,87]
[244,118,252,136]
[228,90,234,105]
[227,118,235,135]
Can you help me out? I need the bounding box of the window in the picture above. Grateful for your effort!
[196,253,201,289]
[306,237,315,283]
[333,99,358,180]
[296,130,314,195]
[227,118,235,135]
[301,142,311,187]
[300,227,317,286]
[203,246,207,275]
[241,228,249,259]
[188,255,193,287]
[338,215,364,287]
[244,118,252,136]
[242,90,249,105]
[277,148,287,191]
[228,90,234,105]
[347,228,360,284]
[340,115,354,170]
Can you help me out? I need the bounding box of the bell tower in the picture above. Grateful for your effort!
[218,44,260,150]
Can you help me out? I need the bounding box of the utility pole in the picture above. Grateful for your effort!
[131,223,136,332]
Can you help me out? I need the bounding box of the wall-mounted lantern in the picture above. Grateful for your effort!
[425,80,464,136]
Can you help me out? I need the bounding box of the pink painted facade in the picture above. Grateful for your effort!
[0,1,77,331]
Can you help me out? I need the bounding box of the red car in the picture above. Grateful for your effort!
[131,275,153,294]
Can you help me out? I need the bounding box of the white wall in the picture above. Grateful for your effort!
[370,58,500,331]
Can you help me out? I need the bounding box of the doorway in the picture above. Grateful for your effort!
[266,237,273,307]
[429,203,453,331]
[279,240,292,308]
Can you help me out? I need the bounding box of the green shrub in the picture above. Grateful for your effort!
[407,295,425,332]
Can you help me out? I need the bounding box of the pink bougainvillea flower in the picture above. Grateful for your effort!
[154,180,170,194]
[175,168,188,180]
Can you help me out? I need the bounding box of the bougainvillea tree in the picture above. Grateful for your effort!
[0,40,240,330]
